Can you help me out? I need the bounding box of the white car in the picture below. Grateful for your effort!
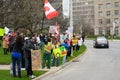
[93,36,109,48]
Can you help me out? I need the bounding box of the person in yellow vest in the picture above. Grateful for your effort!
[42,38,53,69]
[71,35,78,51]
[52,40,60,67]
[52,47,61,67]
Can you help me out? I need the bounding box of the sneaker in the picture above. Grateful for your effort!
[29,75,36,79]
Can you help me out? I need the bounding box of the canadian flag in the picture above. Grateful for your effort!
[44,0,59,20]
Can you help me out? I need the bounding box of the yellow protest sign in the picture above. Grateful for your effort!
[53,47,62,58]
[0,28,5,36]
[60,46,67,56]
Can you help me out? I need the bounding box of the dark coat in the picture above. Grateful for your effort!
[23,39,36,58]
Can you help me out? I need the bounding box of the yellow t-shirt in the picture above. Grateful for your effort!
[72,38,78,45]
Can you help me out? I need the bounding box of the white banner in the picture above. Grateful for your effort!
[62,0,70,18]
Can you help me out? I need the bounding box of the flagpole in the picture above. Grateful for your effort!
[41,12,45,33]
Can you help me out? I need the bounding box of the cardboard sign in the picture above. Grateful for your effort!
[31,50,42,71]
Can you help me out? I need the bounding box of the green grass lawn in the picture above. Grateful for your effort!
[0,46,11,64]
[67,45,86,62]
[0,70,46,80]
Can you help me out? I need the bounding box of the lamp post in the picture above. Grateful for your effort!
[70,0,73,33]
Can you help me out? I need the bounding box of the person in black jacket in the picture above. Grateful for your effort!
[23,37,36,78]
[11,35,23,77]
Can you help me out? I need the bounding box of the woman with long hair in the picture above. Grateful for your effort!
[11,35,23,77]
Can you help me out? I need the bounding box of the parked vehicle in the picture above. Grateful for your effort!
[93,36,109,48]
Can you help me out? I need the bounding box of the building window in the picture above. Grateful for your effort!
[106,19,111,24]
[106,3,111,8]
[115,27,119,35]
[114,18,119,24]
[98,4,103,10]
[98,19,103,24]
[99,27,103,35]
[106,11,110,16]
[105,27,110,35]
[98,11,103,16]
[114,10,119,16]
[114,2,119,8]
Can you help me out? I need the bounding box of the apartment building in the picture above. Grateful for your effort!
[72,0,94,33]
[94,0,120,36]
[72,0,120,36]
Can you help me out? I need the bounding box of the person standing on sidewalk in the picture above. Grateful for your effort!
[76,37,83,51]
[2,34,9,55]
[52,40,60,67]
[61,39,69,64]
[11,35,23,77]
[42,38,53,69]
[23,37,37,78]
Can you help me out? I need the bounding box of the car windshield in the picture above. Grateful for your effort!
[97,37,106,40]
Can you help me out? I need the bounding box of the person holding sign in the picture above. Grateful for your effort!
[61,39,69,64]
[52,40,61,67]
[52,46,61,67]
[23,37,36,78]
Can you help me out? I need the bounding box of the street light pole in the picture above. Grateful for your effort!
[112,22,115,39]
[70,0,73,33]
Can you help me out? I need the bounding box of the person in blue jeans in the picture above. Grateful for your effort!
[23,37,37,78]
[11,35,23,77]
[61,39,69,64]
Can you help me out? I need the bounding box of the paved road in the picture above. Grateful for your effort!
[42,40,120,80]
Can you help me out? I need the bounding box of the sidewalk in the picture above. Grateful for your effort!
[0,60,73,79]
[0,65,10,70]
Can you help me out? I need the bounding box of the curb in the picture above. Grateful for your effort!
[33,49,87,80]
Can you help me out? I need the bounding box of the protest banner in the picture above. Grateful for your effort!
[0,28,5,36]
[49,26,56,33]
[31,50,42,71]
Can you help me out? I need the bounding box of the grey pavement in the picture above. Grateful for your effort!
[0,65,10,70]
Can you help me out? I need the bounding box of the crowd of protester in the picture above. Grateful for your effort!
[0,31,84,78]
